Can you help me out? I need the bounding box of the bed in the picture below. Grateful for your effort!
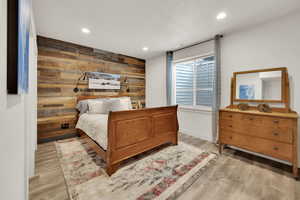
[75,96,179,176]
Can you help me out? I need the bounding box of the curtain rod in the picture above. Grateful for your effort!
[171,34,223,53]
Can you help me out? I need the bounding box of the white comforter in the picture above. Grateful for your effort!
[76,113,108,150]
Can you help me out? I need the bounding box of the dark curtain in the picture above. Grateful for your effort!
[166,51,174,105]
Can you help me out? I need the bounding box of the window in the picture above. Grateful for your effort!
[174,56,215,108]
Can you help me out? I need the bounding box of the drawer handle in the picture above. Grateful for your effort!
[273,147,279,151]
[228,115,233,118]
[229,125,233,128]
[229,136,233,139]
[273,132,279,136]
[273,120,279,124]
[249,118,254,121]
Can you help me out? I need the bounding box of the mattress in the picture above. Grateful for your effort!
[76,113,108,150]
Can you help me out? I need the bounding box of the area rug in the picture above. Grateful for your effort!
[55,137,217,200]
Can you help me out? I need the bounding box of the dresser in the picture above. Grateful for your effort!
[219,108,298,177]
[220,67,298,178]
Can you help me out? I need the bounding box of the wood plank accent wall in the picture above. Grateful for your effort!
[37,36,145,143]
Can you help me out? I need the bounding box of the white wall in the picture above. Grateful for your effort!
[221,12,300,110]
[0,0,37,199]
[221,12,300,166]
[27,15,38,180]
[146,11,300,165]
[178,109,213,141]
[146,55,167,107]
[146,54,213,141]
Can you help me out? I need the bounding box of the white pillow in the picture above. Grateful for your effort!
[119,97,133,110]
[109,97,132,111]
[88,100,109,114]
[76,98,107,115]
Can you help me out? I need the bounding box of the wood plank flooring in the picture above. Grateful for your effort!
[29,134,300,200]
[29,142,69,200]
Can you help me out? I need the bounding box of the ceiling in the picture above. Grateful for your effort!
[33,0,300,59]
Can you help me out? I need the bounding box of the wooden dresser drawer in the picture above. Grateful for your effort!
[220,111,240,120]
[220,131,293,162]
[262,116,295,128]
[220,111,295,128]
[220,119,293,143]
[240,114,264,124]
[235,113,294,128]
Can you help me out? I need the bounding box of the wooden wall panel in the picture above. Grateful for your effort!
[37,36,146,143]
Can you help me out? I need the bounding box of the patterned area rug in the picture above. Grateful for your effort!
[55,137,217,200]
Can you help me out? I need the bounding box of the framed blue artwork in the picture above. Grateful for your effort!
[7,0,31,94]
[239,85,255,100]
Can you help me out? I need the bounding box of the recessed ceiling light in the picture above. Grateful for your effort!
[81,28,91,34]
[142,47,149,51]
[216,12,227,20]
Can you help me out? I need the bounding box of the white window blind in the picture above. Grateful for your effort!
[175,56,215,108]
[175,60,194,105]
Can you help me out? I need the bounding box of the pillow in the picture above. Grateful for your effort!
[119,97,133,110]
[88,100,109,114]
[76,98,108,115]
[76,100,89,115]
[108,97,132,111]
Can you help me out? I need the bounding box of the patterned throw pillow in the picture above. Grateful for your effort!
[87,100,110,114]
[76,99,107,115]
[76,100,90,115]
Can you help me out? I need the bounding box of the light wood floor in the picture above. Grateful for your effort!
[29,134,300,200]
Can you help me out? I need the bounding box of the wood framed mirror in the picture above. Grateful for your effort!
[233,67,287,103]
[229,67,290,112]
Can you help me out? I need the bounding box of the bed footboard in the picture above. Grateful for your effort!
[106,105,178,175]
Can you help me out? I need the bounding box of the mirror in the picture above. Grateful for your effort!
[234,69,285,103]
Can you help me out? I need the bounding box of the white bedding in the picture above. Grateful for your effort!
[76,113,108,150]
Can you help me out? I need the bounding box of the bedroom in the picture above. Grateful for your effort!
[1,0,300,199]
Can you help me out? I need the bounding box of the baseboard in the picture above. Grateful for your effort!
[179,129,213,142]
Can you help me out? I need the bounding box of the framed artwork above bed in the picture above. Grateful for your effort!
[87,72,121,90]
[7,0,31,94]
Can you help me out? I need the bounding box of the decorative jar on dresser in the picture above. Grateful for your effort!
[219,67,298,178]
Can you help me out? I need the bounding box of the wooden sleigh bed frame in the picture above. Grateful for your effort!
[76,96,179,176]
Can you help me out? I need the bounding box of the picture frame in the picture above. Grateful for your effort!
[7,0,31,94]
[87,72,121,90]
